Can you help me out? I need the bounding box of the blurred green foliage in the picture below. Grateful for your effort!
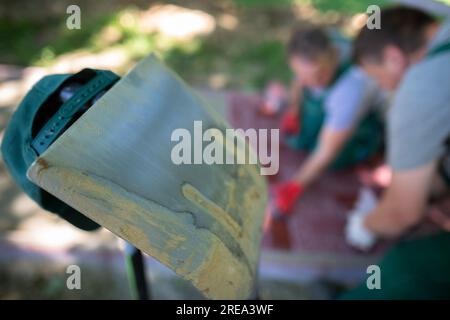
[0,4,295,89]
[0,0,395,90]
[0,14,116,65]
[233,0,388,13]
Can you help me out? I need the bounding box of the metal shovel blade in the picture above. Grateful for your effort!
[27,55,267,299]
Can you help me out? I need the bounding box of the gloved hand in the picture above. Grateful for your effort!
[273,181,304,216]
[345,187,378,251]
[280,111,300,135]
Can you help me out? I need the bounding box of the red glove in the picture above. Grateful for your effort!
[281,111,300,135]
[273,181,304,215]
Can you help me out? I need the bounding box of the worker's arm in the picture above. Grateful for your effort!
[294,126,351,188]
[364,161,437,237]
[273,126,352,215]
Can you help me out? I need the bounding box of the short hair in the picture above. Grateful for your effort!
[288,26,334,61]
[353,6,436,63]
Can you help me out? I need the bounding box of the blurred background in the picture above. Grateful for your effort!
[0,0,449,299]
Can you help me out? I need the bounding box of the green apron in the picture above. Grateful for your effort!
[285,62,383,169]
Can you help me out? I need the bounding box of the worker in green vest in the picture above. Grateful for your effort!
[273,26,385,216]
[343,6,450,299]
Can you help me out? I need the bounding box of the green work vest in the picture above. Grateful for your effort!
[285,62,384,169]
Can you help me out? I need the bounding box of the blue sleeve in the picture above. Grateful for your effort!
[324,67,377,131]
